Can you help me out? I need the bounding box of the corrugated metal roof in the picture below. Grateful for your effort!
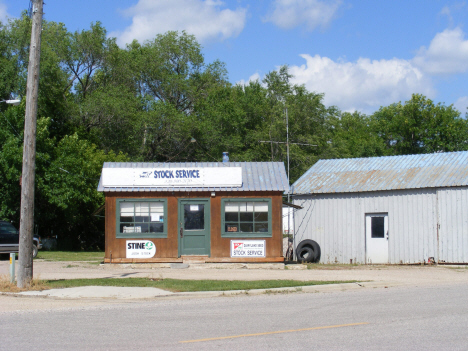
[97,162,289,193]
[291,151,468,195]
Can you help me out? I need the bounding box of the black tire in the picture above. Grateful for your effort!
[296,246,314,263]
[32,244,38,258]
[296,239,321,263]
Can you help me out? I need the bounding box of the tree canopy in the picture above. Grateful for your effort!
[1,15,467,249]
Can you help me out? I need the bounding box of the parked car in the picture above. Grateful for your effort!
[0,220,42,258]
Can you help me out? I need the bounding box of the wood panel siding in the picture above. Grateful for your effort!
[103,191,284,263]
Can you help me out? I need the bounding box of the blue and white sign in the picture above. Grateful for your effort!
[126,240,156,258]
[102,167,242,187]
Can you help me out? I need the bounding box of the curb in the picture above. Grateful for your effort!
[6,281,395,300]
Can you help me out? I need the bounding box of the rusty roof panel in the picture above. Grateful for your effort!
[291,151,468,195]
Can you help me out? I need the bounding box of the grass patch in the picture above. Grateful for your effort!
[0,275,49,292]
[36,251,104,262]
[42,278,356,292]
[305,263,363,270]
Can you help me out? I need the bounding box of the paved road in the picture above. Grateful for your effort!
[1,281,468,350]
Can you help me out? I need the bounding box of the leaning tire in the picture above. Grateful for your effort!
[296,239,321,263]
[32,244,38,258]
[296,246,314,263]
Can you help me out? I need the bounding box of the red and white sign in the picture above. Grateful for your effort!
[230,240,265,258]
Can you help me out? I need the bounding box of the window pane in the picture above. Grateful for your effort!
[239,202,254,221]
[150,203,164,213]
[225,202,239,212]
[136,223,149,233]
[371,217,385,238]
[135,202,149,216]
[120,216,133,223]
[119,201,166,234]
[255,212,268,221]
[254,222,269,233]
[225,223,239,232]
[135,216,150,223]
[150,214,163,223]
[239,202,254,212]
[240,212,253,221]
[150,223,164,233]
[122,224,136,233]
[240,223,253,232]
[225,202,238,222]
[184,204,205,230]
[120,202,134,216]
[254,202,268,212]
[0,223,18,234]
[225,212,238,222]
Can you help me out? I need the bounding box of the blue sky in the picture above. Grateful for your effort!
[1,0,468,115]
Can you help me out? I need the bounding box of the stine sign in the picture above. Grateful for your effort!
[102,167,242,188]
[230,240,266,258]
[126,240,156,258]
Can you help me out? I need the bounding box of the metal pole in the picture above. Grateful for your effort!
[17,0,43,288]
[10,253,16,283]
[286,107,291,241]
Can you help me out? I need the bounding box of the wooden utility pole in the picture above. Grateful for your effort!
[17,0,43,288]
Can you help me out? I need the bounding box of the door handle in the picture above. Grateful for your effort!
[386,231,389,240]
[180,226,183,238]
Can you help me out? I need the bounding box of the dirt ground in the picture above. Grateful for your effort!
[1,260,467,313]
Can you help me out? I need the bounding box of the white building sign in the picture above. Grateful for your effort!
[126,240,156,258]
[230,240,266,258]
[101,167,242,188]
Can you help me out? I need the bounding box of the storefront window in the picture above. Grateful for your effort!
[221,199,272,237]
[116,199,167,238]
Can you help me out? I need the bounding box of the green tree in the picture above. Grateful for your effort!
[371,94,468,155]
[0,103,127,249]
[327,111,387,159]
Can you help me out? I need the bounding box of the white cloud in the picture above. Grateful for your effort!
[454,96,468,115]
[264,0,342,30]
[236,72,262,86]
[0,2,11,23]
[288,54,435,113]
[110,0,247,46]
[413,27,468,75]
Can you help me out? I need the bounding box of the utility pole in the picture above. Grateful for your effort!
[17,0,43,288]
[259,107,317,259]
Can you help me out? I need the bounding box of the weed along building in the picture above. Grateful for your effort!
[291,151,468,265]
[97,162,289,263]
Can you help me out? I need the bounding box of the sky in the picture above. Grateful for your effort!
[1,0,468,115]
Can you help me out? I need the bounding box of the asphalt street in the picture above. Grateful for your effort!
[1,281,468,350]
[1,262,468,350]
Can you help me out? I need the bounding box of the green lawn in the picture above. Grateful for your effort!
[36,251,104,262]
[44,277,356,292]
[30,251,357,293]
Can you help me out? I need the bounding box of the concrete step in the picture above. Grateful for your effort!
[181,255,209,263]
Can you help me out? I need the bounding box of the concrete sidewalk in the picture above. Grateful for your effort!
[2,260,467,300]
[17,281,388,300]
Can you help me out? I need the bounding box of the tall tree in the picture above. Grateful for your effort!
[371,94,468,155]
[327,111,387,159]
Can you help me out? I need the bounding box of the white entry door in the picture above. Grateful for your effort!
[366,213,388,264]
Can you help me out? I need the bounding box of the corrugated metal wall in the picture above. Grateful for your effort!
[438,187,468,263]
[291,187,465,264]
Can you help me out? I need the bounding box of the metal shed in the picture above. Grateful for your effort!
[291,151,468,264]
[97,162,289,263]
